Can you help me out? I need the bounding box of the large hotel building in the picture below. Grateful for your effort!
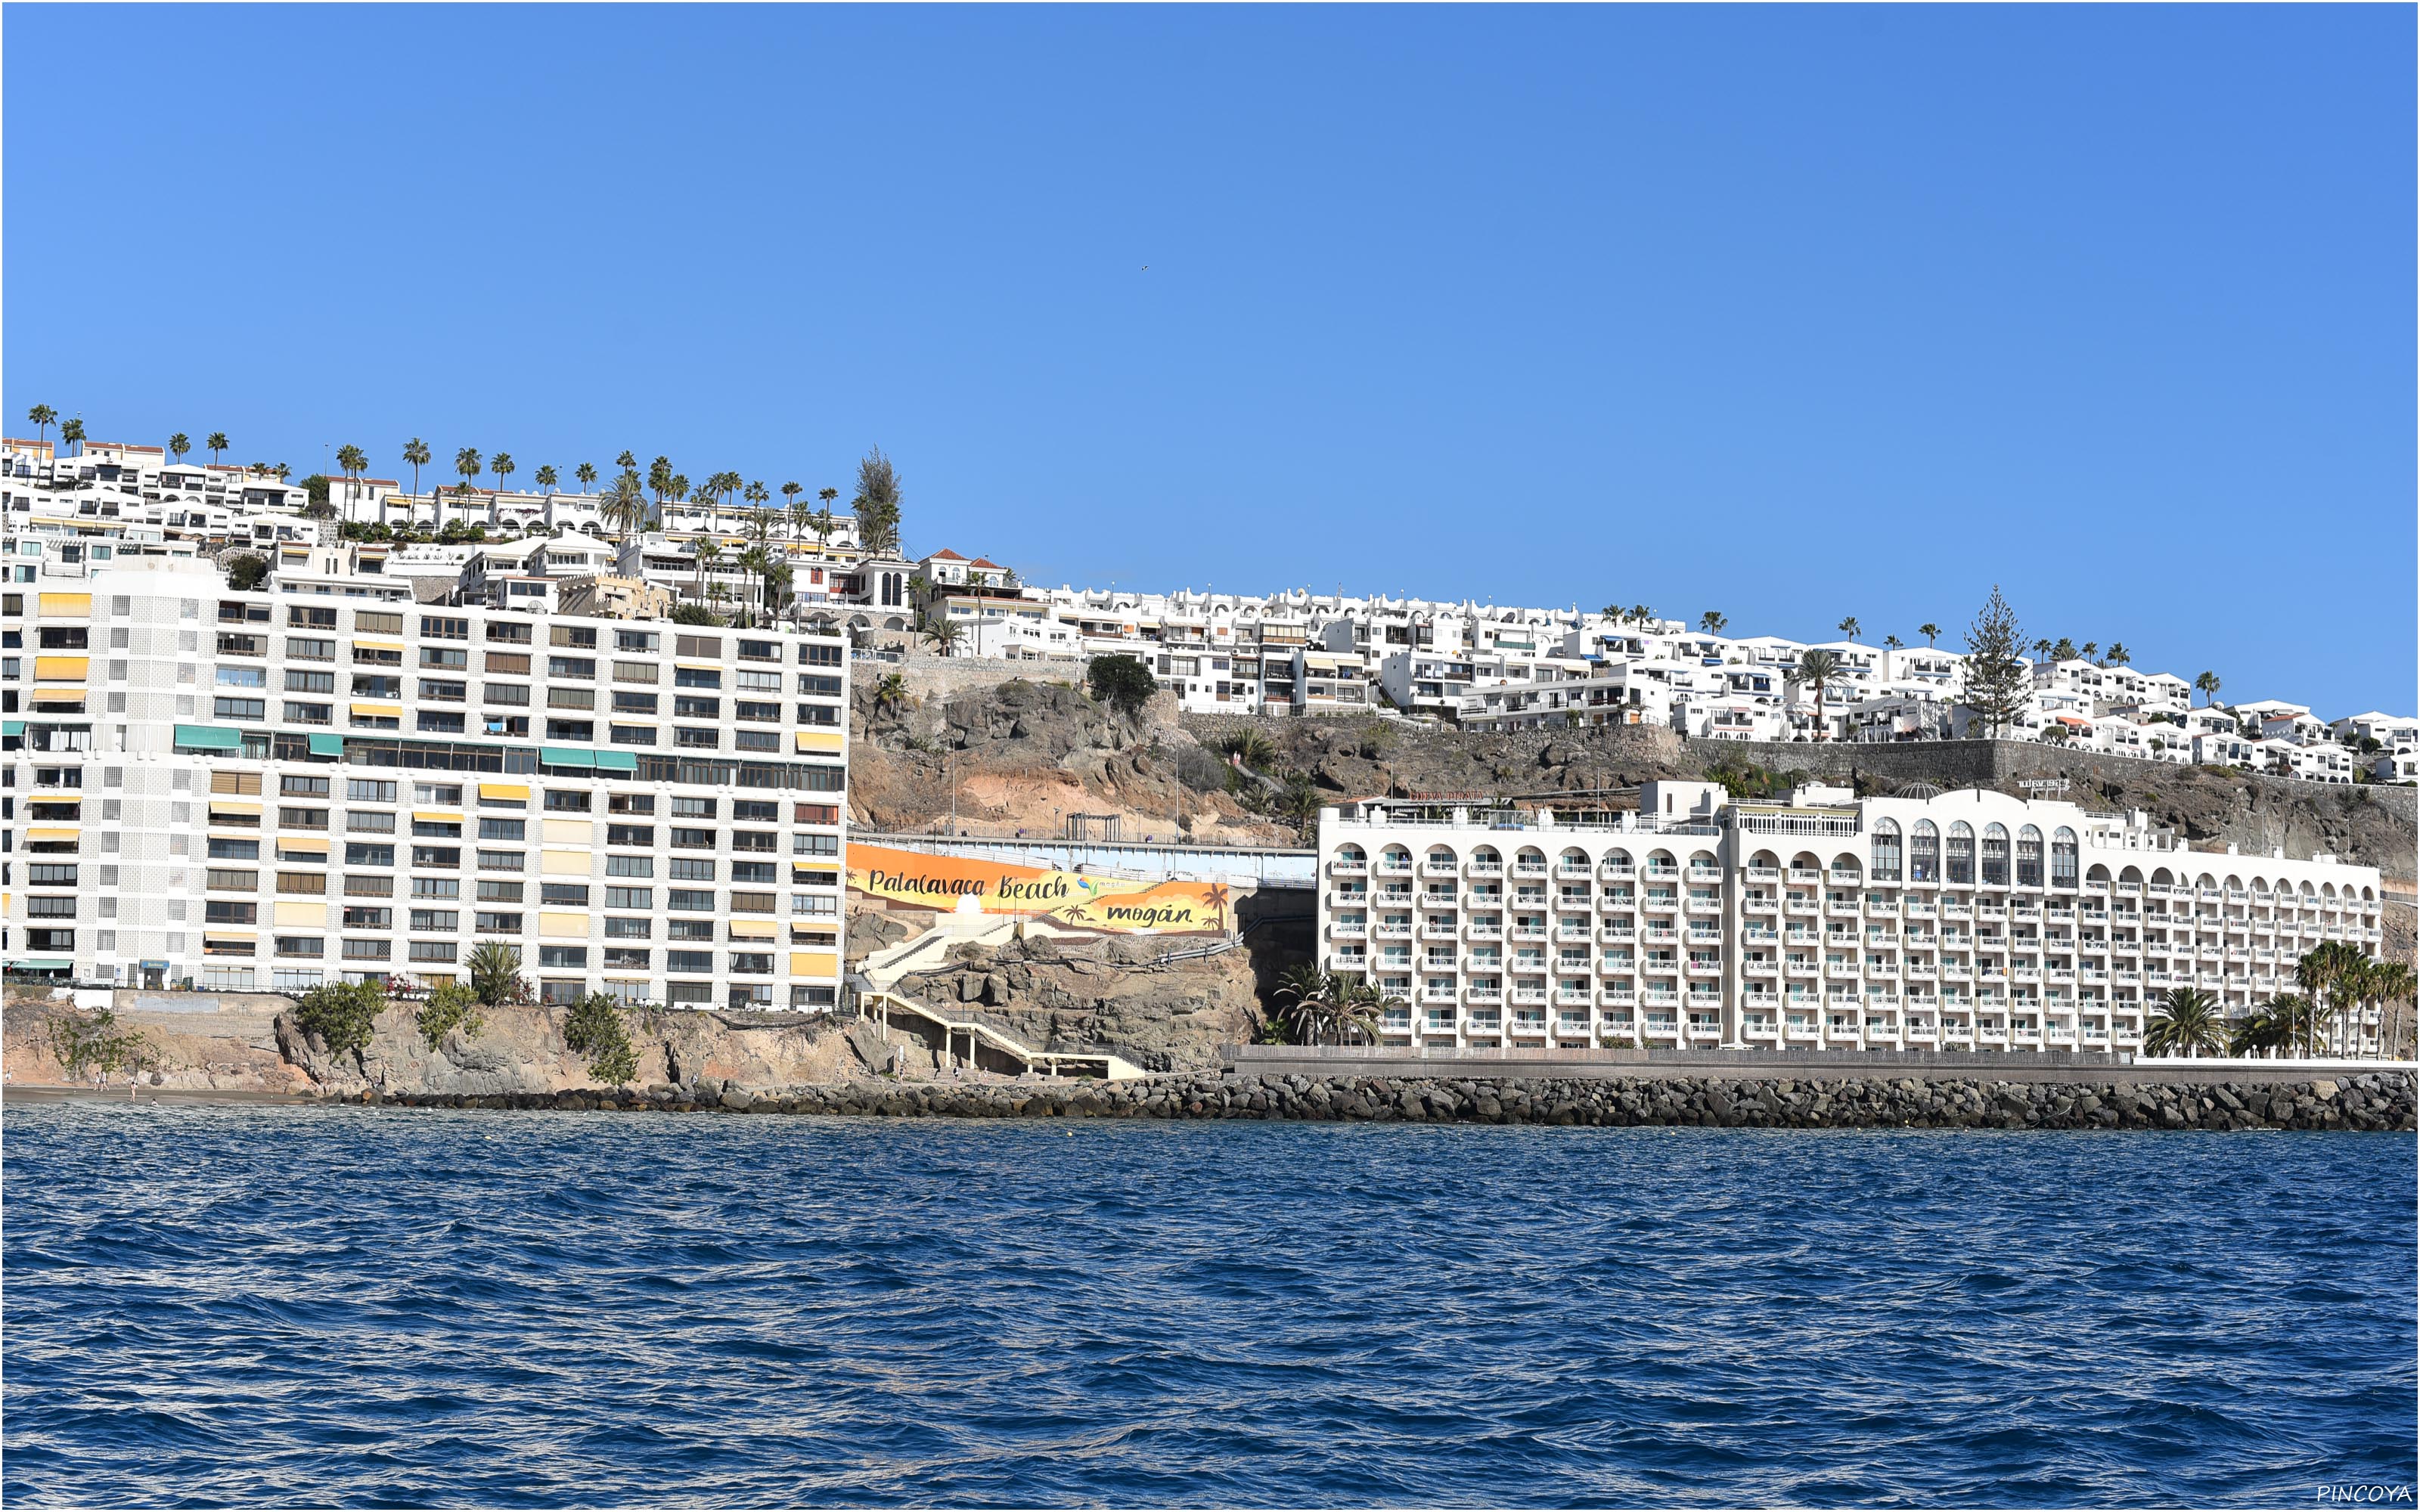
[4,556,848,1009]
[1317,781,2388,1057]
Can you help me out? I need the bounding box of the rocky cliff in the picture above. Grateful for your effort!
[2,991,872,1098]
[889,931,1270,1073]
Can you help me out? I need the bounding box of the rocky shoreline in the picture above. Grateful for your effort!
[358,1070,2419,1131]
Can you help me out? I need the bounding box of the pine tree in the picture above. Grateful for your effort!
[1961,585,2029,738]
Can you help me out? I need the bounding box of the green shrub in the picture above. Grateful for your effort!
[225,553,270,590]
[414,981,486,1049]
[291,980,386,1059]
[48,1005,150,1078]
[562,993,639,1086]
[1086,655,1158,717]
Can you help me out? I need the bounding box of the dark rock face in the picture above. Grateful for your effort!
[372,1071,2418,1131]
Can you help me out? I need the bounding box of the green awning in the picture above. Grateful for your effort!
[592,749,638,771]
[173,723,244,751]
[5,958,73,971]
[308,733,345,757]
[541,746,595,768]
[1,721,23,736]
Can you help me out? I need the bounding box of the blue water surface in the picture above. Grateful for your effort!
[3,1104,2413,1507]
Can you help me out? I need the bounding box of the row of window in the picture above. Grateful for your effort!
[209,603,843,665]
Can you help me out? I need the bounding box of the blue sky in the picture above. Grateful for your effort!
[5,5,2411,715]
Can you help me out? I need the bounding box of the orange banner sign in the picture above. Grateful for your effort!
[847,843,1233,936]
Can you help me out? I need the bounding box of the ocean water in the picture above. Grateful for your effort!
[3,1104,2413,1508]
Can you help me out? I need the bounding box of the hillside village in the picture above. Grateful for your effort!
[6,428,2412,792]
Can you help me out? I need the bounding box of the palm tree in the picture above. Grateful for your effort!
[2294,941,2367,1058]
[26,404,56,446]
[1882,634,1904,652]
[168,432,191,463]
[1837,615,1860,641]
[2032,637,2054,662]
[575,462,597,493]
[2370,960,2417,1061]
[1789,649,1841,741]
[737,544,777,627]
[2103,642,2130,667]
[402,438,431,520]
[1627,604,1652,627]
[491,450,516,503]
[781,481,804,534]
[1699,611,1727,635]
[873,671,909,714]
[744,480,770,516]
[334,443,368,521]
[206,431,230,470]
[921,615,963,656]
[1218,730,1277,770]
[534,464,558,497]
[1918,623,1941,646]
[2195,671,2222,707]
[2229,994,2307,1058]
[58,417,85,457]
[811,504,838,550]
[2144,986,2223,1058]
[598,469,646,544]
[1275,773,1323,841]
[616,450,638,472]
[466,940,528,1008]
[693,538,722,605]
[1271,964,1339,1045]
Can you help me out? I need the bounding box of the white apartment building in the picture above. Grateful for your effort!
[4,556,849,1012]
[1316,783,2387,1058]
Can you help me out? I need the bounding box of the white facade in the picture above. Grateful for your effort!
[1316,785,2387,1058]
[5,557,849,1011]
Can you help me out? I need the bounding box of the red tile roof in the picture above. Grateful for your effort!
[969,557,1004,570]
[926,548,966,561]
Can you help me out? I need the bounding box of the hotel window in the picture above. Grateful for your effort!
[408,940,458,963]
[670,858,715,881]
[475,912,523,934]
[673,696,720,719]
[672,797,715,819]
[412,878,461,898]
[669,890,716,912]
[345,842,396,867]
[731,862,778,885]
[286,669,337,693]
[669,919,715,941]
[422,679,468,702]
[615,630,659,653]
[674,727,719,749]
[479,818,526,841]
[674,667,721,689]
[604,887,653,910]
[410,909,461,932]
[486,683,531,706]
[734,730,778,752]
[610,724,658,745]
[420,615,470,640]
[675,635,721,659]
[411,846,462,868]
[275,937,325,958]
[606,854,655,878]
[610,793,656,815]
[541,883,591,906]
[477,879,524,902]
[214,697,265,720]
[796,702,841,727]
[341,906,392,929]
[417,711,467,735]
[548,656,596,680]
[207,838,261,860]
[544,790,591,813]
[486,621,532,644]
[476,850,525,872]
[538,945,588,970]
[486,652,531,675]
[799,643,843,667]
[289,605,338,629]
[607,824,654,847]
[613,662,659,683]
[420,646,468,670]
[612,690,658,714]
[604,917,652,938]
[544,720,594,742]
[666,950,715,974]
[550,624,598,649]
[287,702,334,725]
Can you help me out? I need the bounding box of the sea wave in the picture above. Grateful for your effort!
[4,1105,2413,1507]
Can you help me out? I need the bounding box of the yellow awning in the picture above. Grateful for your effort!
[675,662,723,674]
[539,911,588,937]
[541,819,591,845]
[412,810,464,823]
[349,702,402,717]
[728,919,777,940]
[26,828,79,841]
[277,838,330,854]
[541,850,589,876]
[793,730,844,752]
[33,656,89,680]
[479,782,530,801]
[28,689,85,706]
[208,801,264,816]
[790,950,839,978]
[36,593,92,617]
[202,929,257,941]
[351,639,406,652]
[273,900,328,925]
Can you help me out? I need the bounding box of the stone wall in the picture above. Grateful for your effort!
[852,654,1085,705]
[375,1067,2418,1130]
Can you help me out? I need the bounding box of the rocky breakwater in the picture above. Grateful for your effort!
[374,1069,2418,1130]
